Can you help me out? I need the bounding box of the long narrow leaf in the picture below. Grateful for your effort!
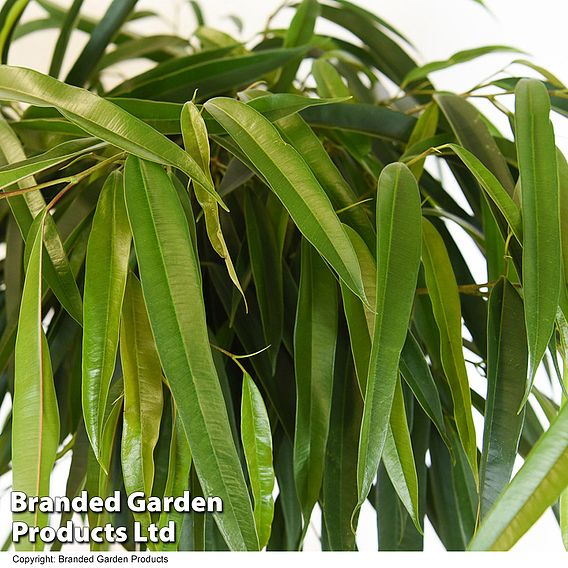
[123,156,258,551]
[357,163,422,508]
[515,78,561,401]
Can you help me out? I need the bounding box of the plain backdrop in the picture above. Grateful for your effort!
[1,0,568,553]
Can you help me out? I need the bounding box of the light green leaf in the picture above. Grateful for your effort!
[120,273,163,543]
[180,102,245,304]
[241,372,275,550]
[12,210,59,551]
[558,149,568,288]
[0,0,30,63]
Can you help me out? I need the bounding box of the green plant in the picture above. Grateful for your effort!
[0,0,567,553]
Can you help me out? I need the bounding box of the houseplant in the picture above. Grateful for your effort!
[0,0,567,552]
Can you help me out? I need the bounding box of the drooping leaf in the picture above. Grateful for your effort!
[0,116,83,324]
[205,97,366,299]
[357,163,422,508]
[294,239,338,537]
[403,46,520,87]
[383,378,422,533]
[82,171,131,461]
[120,273,164,507]
[0,66,220,205]
[480,277,527,517]
[181,102,245,305]
[12,210,59,551]
[515,78,561,401]
[241,372,275,550]
[421,218,478,481]
[123,156,258,551]
[65,0,140,86]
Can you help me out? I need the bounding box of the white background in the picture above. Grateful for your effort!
[2,0,568,553]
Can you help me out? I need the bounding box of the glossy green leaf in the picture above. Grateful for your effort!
[275,113,375,252]
[0,66,219,205]
[205,97,366,299]
[515,78,561,400]
[421,218,478,480]
[12,210,59,551]
[469,403,568,550]
[480,277,527,517]
[294,239,338,535]
[245,92,350,123]
[120,273,164,498]
[301,102,415,143]
[241,372,275,550]
[123,156,258,551]
[82,171,131,462]
[357,163,422,508]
